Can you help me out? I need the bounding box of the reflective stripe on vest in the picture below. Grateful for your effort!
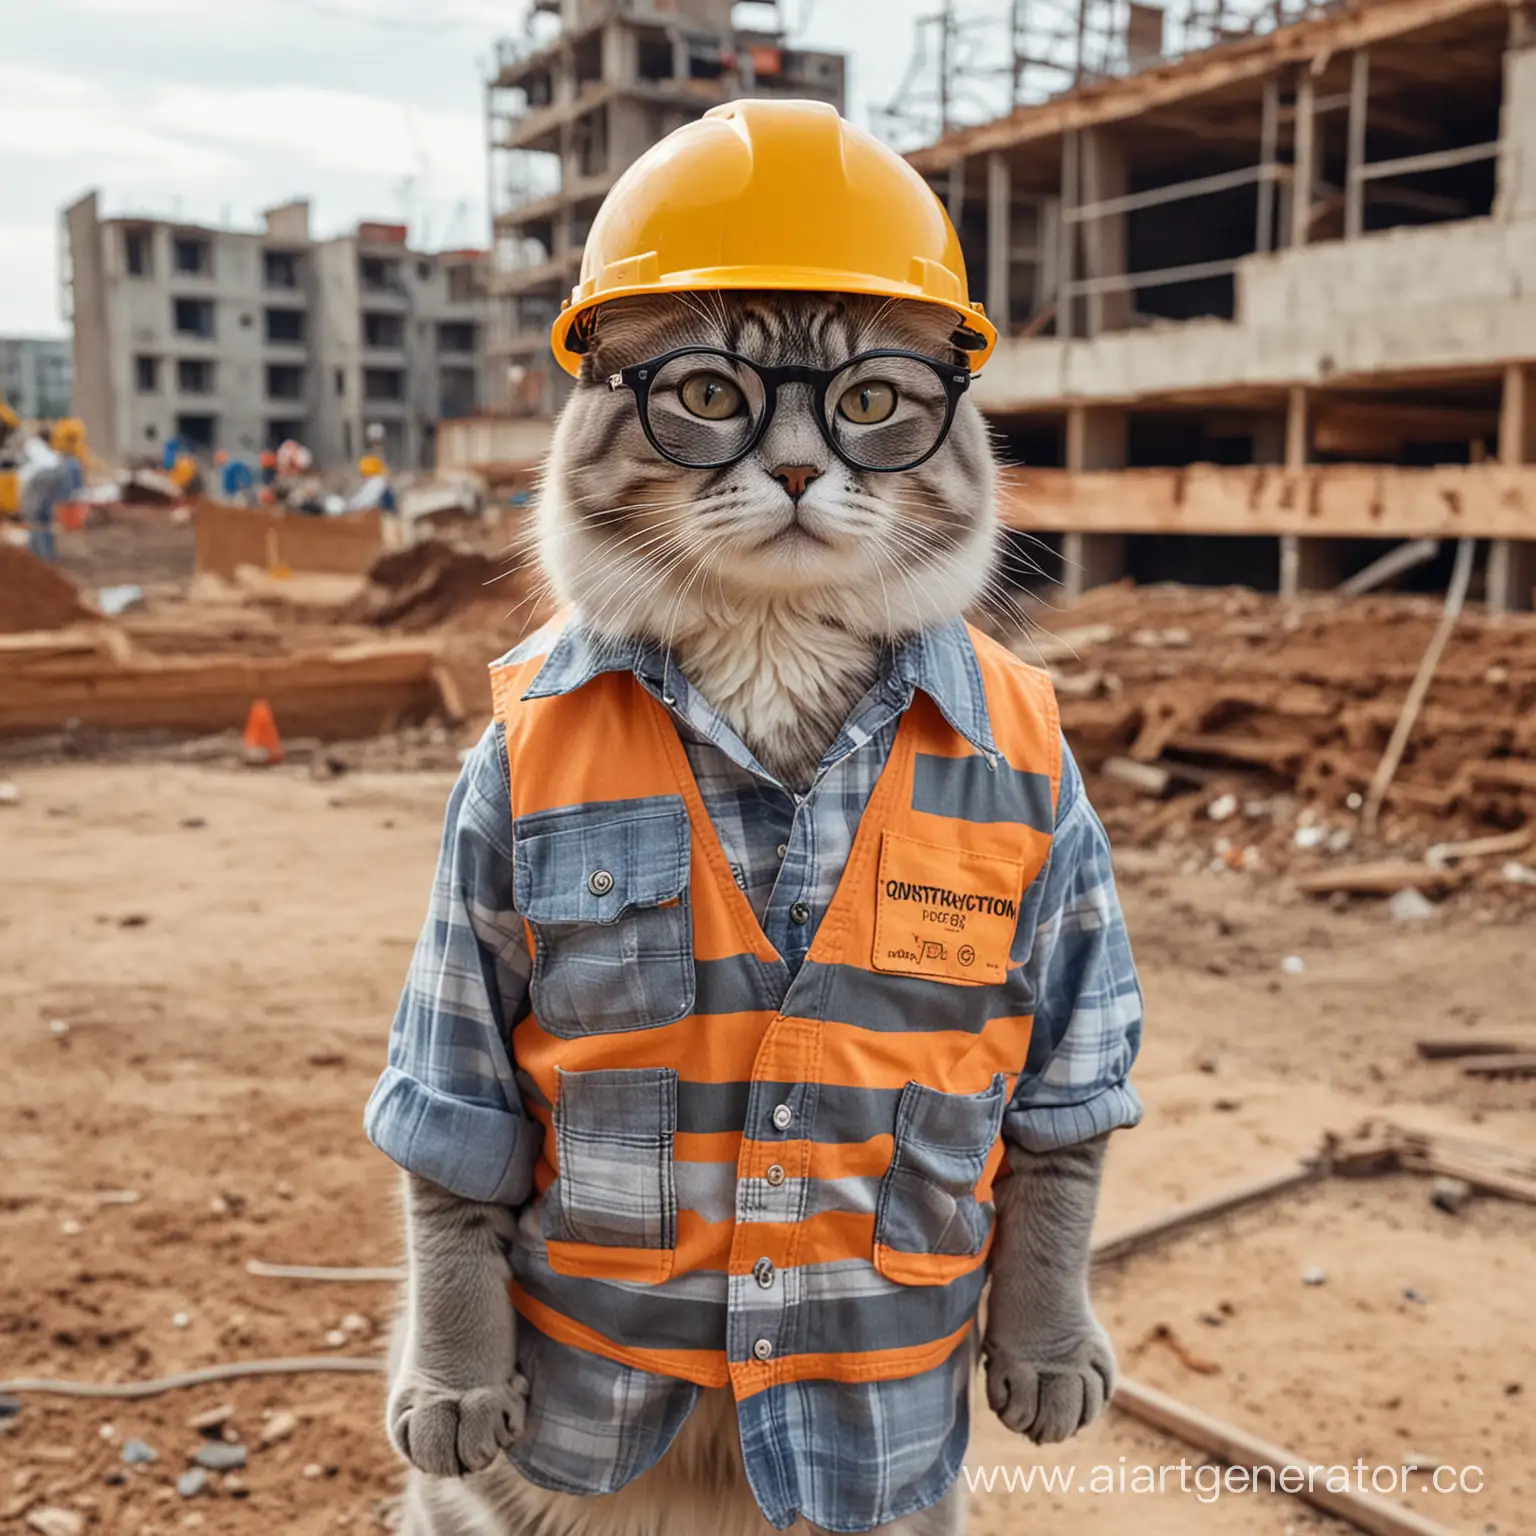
[489,623,1061,1400]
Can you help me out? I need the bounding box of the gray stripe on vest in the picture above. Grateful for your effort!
[675,1165,887,1226]
[912,752,1054,830]
[693,955,784,1016]
[807,961,1032,1034]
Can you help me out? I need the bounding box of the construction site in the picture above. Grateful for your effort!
[2,1,1534,1534]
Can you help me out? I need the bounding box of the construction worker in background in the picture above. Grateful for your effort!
[258,449,278,488]
[349,452,396,513]
[50,419,86,499]
[170,450,202,498]
[18,434,71,562]
[216,449,255,503]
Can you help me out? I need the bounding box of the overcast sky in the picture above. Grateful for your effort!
[0,0,1004,338]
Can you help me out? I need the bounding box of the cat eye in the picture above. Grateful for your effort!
[836,381,897,426]
[679,372,746,420]
[607,347,969,473]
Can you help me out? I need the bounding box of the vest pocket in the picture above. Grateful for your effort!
[543,1066,678,1284]
[873,1074,1008,1287]
[514,797,695,1037]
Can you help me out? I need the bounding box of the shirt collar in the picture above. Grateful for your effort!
[522,614,997,758]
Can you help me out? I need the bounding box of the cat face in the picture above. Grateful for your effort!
[537,292,997,644]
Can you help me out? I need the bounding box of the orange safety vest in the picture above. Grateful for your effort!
[489,621,1061,1402]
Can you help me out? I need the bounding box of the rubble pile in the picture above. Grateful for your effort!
[1030,583,1536,873]
[0,545,101,634]
[345,538,545,635]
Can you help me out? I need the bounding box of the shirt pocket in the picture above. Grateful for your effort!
[542,1065,678,1284]
[872,1074,1008,1287]
[513,797,695,1038]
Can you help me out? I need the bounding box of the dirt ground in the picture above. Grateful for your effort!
[2,760,1532,1536]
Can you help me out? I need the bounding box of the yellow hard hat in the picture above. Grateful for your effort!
[51,418,85,455]
[358,454,386,477]
[550,99,995,376]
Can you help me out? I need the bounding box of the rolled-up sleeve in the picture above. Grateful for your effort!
[364,722,541,1205]
[1003,739,1144,1153]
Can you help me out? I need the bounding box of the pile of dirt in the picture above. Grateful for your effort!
[0,544,100,634]
[1033,582,1536,871]
[346,538,535,633]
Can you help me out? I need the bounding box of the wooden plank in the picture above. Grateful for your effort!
[1461,1053,1536,1079]
[0,643,442,741]
[1092,1162,1323,1265]
[1416,1037,1535,1060]
[1113,1378,1460,1536]
[192,501,384,581]
[1291,67,1315,249]
[986,152,1011,333]
[1357,139,1500,182]
[996,463,1536,539]
[1065,254,1243,299]
[1256,76,1278,253]
[1064,161,1268,223]
[906,0,1505,172]
[1294,861,1467,896]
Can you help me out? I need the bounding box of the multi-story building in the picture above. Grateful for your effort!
[0,337,72,421]
[903,0,1536,608]
[63,194,489,469]
[485,0,845,416]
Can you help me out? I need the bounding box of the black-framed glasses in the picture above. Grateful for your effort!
[607,347,970,474]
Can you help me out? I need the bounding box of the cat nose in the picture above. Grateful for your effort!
[771,464,822,501]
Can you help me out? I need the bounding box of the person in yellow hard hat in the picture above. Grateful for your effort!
[369,99,1140,1536]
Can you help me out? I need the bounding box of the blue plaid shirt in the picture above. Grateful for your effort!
[365,616,1143,1531]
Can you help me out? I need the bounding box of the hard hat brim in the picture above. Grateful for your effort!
[551,268,997,378]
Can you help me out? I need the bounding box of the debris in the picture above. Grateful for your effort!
[171,1313,190,1329]
[1280,955,1305,975]
[1338,538,1440,597]
[179,817,207,830]
[99,1420,117,1439]
[1302,1266,1327,1286]
[93,1189,140,1205]
[189,1442,246,1472]
[0,546,102,635]
[1416,1037,1532,1060]
[121,1438,158,1464]
[1424,828,1533,868]
[339,1313,370,1336]
[0,781,19,807]
[258,1410,299,1446]
[59,1219,82,1236]
[0,1395,20,1419]
[96,584,145,617]
[1387,888,1437,923]
[175,1469,207,1499]
[48,1020,69,1037]
[1402,1286,1428,1304]
[25,1509,85,1536]
[1212,1098,1241,1112]
[187,1404,233,1434]
[323,1329,347,1348]
[1207,794,1238,822]
[1430,1177,1473,1214]
[1501,860,1536,886]
[303,1463,324,1479]
[1400,1451,1444,1472]
[1462,1053,1536,1079]
[1132,1322,1221,1375]
[118,914,150,928]
[1104,757,1171,797]
[1293,825,1327,849]
[1013,622,1116,664]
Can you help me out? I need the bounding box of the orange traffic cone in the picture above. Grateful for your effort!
[242,698,283,766]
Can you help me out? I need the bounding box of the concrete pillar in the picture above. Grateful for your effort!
[1496,46,1536,223]
[1278,385,1346,596]
[1289,68,1315,249]
[1061,404,1128,604]
[986,153,1011,336]
[1079,129,1130,336]
[1488,362,1536,614]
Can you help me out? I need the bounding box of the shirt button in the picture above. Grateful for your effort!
[775,844,788,860]
[765,1164,786,1187]
[789,901,811,925]
[587,869,614,896]
[752,1337,774,1361]
[753,1257,775,1289]
[771,1103,793,1131]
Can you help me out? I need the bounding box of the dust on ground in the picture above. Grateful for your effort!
[2,761,1531,1535]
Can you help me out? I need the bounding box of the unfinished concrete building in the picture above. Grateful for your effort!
[485,0,845,416]
[907,0,1536,608]
[64,194,490,470]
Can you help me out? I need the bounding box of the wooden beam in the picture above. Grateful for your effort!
[1058,130,1079,339]
[1357,139,1500,181]
[1257,76,1278,253]
[905,0,1508,173]
[986,152,1011,333]
[946,158,965,225]
[1345,51,1369,238]
[1489,362,1536,615]
[1113,1379,1461,1536]
[996,462,1536,539]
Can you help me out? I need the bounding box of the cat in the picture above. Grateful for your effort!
[385,291,1115,1535]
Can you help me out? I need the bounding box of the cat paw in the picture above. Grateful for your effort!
[387,1373,529,1477]
[984,1323,1116,1444]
